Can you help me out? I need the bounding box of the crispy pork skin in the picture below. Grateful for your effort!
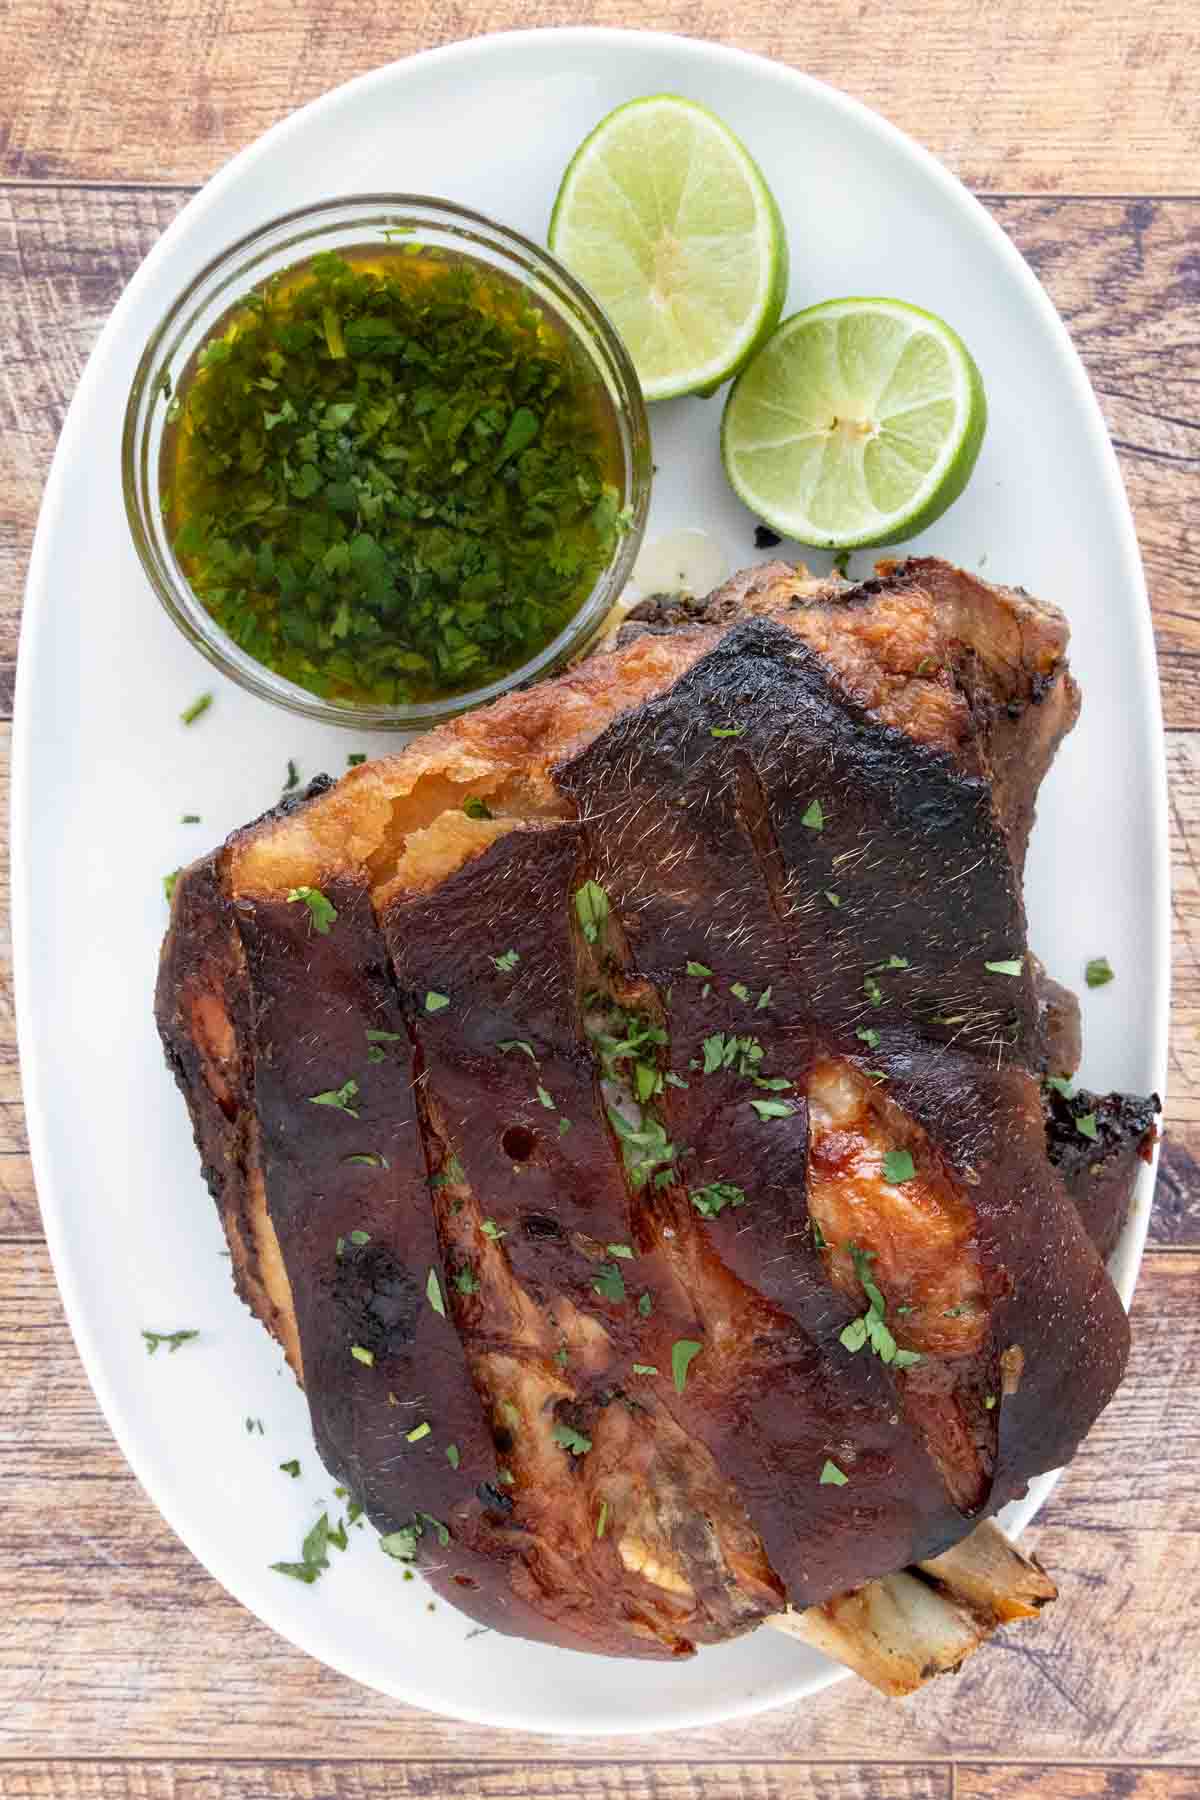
[157,557,1146,1664]
[1046,1084,1160,1263]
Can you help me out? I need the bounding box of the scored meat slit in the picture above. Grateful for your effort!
[724,714,996,1512]
[565,851,792,1637]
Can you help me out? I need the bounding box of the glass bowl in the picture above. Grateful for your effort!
[122,195,652,731]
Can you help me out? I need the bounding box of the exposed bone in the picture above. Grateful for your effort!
[917,1518,1057,1624]
[766,1520,1057,1697]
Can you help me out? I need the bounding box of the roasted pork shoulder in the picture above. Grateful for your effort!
[157,556,1157,1681]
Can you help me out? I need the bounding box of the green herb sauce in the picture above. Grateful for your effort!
[163,247,627,706]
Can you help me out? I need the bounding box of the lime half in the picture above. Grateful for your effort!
[721,298,987,548]
[549,96,787,402]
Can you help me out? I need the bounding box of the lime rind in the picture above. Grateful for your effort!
[721,298,987,548]
[550,95,788,402]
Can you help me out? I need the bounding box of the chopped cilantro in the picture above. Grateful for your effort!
[606,1243,635,1259]
[430,1153,466,1190]
[863,975,883,1006]
[481,1219,506,1240]
[181,812,201,824]
[985,958,1024,976]
[141,1328,198,1356]
[272,1511,338,1584]
[287,885,337,934]
[348,1229,370,1245]
[426,1268,446,1316]
[423,1515,451,1547]
[671,1339,703,1392]
[606,1106,676,1188]
[637,1292,654,1317]
[838,1243,923,1369]
[820,1459,848,1486]
[690,1181,747,1217]
[366,1028,403,1042]
[1075,1112,1100,1141]
[700,1031,765,1077]
[801,799,824,831]
[463,795,494,820]
[536,1084,556,1110]
[856,1026,881,1050]
[283,758,300,792]
[163,869,181,904]
[631,1363,659,1376]
[347,752,367,766]
[350,1344,374,1366]
[551,1421,592,1455]
[596,1500,609,1538]
[824,891,840,907]
[592,1262,626,1303]
[558,1116,573,1136]
[445,1443,461,1469]
[379,1526,420,1563]
[1044,1074,1074,1097]
[756,986,773,1010]
[882,1149,916,1184]
[180,692,212,725]
[405,1421,431,1442]
[1085,956,1114,988]
[309,1079,359,1116]
[686,960,714,978]
[498,1038,536,1059]
[491,949,520,972]
[424,991,450,1013]
[279,1459,301,1478]
[730,981,751,1002]
[575,879,610,944]
[710,724,744,738]
[750,1097,795,1120]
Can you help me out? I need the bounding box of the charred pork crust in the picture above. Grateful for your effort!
[155,559,1152,1661]
[155,776,335,1369]
[621,555,1077,875]
[557,615,1128,1586]
[1046,1086,1161,1262]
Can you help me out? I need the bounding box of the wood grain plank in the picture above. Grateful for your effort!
[2,0,1198,193]
[0,1244,1195,1762]
[987,198,1200,736]
[959,1771,1200,1799]
[0,188,186,699]
[0,1766,951,1799]
[3,190,1197,729]
[1162,731,1200,1247]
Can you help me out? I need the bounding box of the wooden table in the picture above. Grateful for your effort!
[2,3,1198,1793]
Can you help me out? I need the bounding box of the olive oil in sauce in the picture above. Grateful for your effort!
[162,243,628,708]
